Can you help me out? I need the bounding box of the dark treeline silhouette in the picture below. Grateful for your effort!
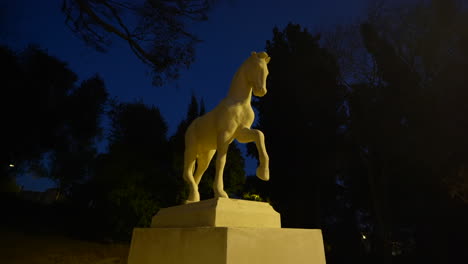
[0,45,108,195]
[2,0,468,263]
[246,1,468,263]
[0,45,246,241]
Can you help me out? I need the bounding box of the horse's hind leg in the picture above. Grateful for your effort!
[183,148,200,203]
[213,134,230,198]
[194,150,216,185]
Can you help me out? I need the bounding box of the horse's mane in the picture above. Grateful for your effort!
[256,52,269,59]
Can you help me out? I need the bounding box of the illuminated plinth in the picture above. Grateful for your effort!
[128,198,326,264]
[151,197,281,228]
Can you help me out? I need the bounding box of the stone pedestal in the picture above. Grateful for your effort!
[151,197,281,228]
[128,198,326,264]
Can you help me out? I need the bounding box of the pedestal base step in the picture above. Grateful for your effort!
[128,227,326,264]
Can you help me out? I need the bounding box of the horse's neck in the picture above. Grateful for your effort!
[226,68,252,104]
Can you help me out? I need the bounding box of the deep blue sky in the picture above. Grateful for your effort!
[4,0,366,191]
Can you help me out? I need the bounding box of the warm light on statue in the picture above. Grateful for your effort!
[183,51,271,203]
[128,51,326,264]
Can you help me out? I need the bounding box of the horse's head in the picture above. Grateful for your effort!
[246,51,271,97]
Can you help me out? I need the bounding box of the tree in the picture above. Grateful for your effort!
[91,101,172,239]
[44,76,108,198]
[61,0,216,86]
[0,45,108,195]
[253,24,341,229]
[0,45,73,171]
[342,0,468,262]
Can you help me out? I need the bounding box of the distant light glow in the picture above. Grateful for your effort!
[9,164,15,168]
[362,234,367,240]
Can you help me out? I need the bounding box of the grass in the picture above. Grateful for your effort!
[0,229,129,264]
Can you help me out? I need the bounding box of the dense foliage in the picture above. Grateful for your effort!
[249,1,468,263]
[2,1,468,263]
[0,45,246,241]
[0,45,108,195]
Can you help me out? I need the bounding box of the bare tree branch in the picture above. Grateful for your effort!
[62,0,214,86]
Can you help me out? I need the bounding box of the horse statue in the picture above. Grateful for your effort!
[183,51,271,203]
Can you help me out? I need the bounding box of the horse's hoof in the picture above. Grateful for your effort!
[256,166,270,181]
[186,191,200,204]
[185,195,200,204]
[214,189,229,198]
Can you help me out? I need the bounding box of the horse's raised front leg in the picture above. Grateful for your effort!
[236,127,270,181]
[214,133,230,198]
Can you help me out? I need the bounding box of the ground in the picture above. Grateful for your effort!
[1,229,129,264]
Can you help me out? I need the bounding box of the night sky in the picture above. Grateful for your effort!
[3,0,366,191]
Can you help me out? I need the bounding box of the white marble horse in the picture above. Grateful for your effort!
[183,51,271,203]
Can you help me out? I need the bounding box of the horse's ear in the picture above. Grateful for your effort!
[265,56,271,64]
[251,51,257,57]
